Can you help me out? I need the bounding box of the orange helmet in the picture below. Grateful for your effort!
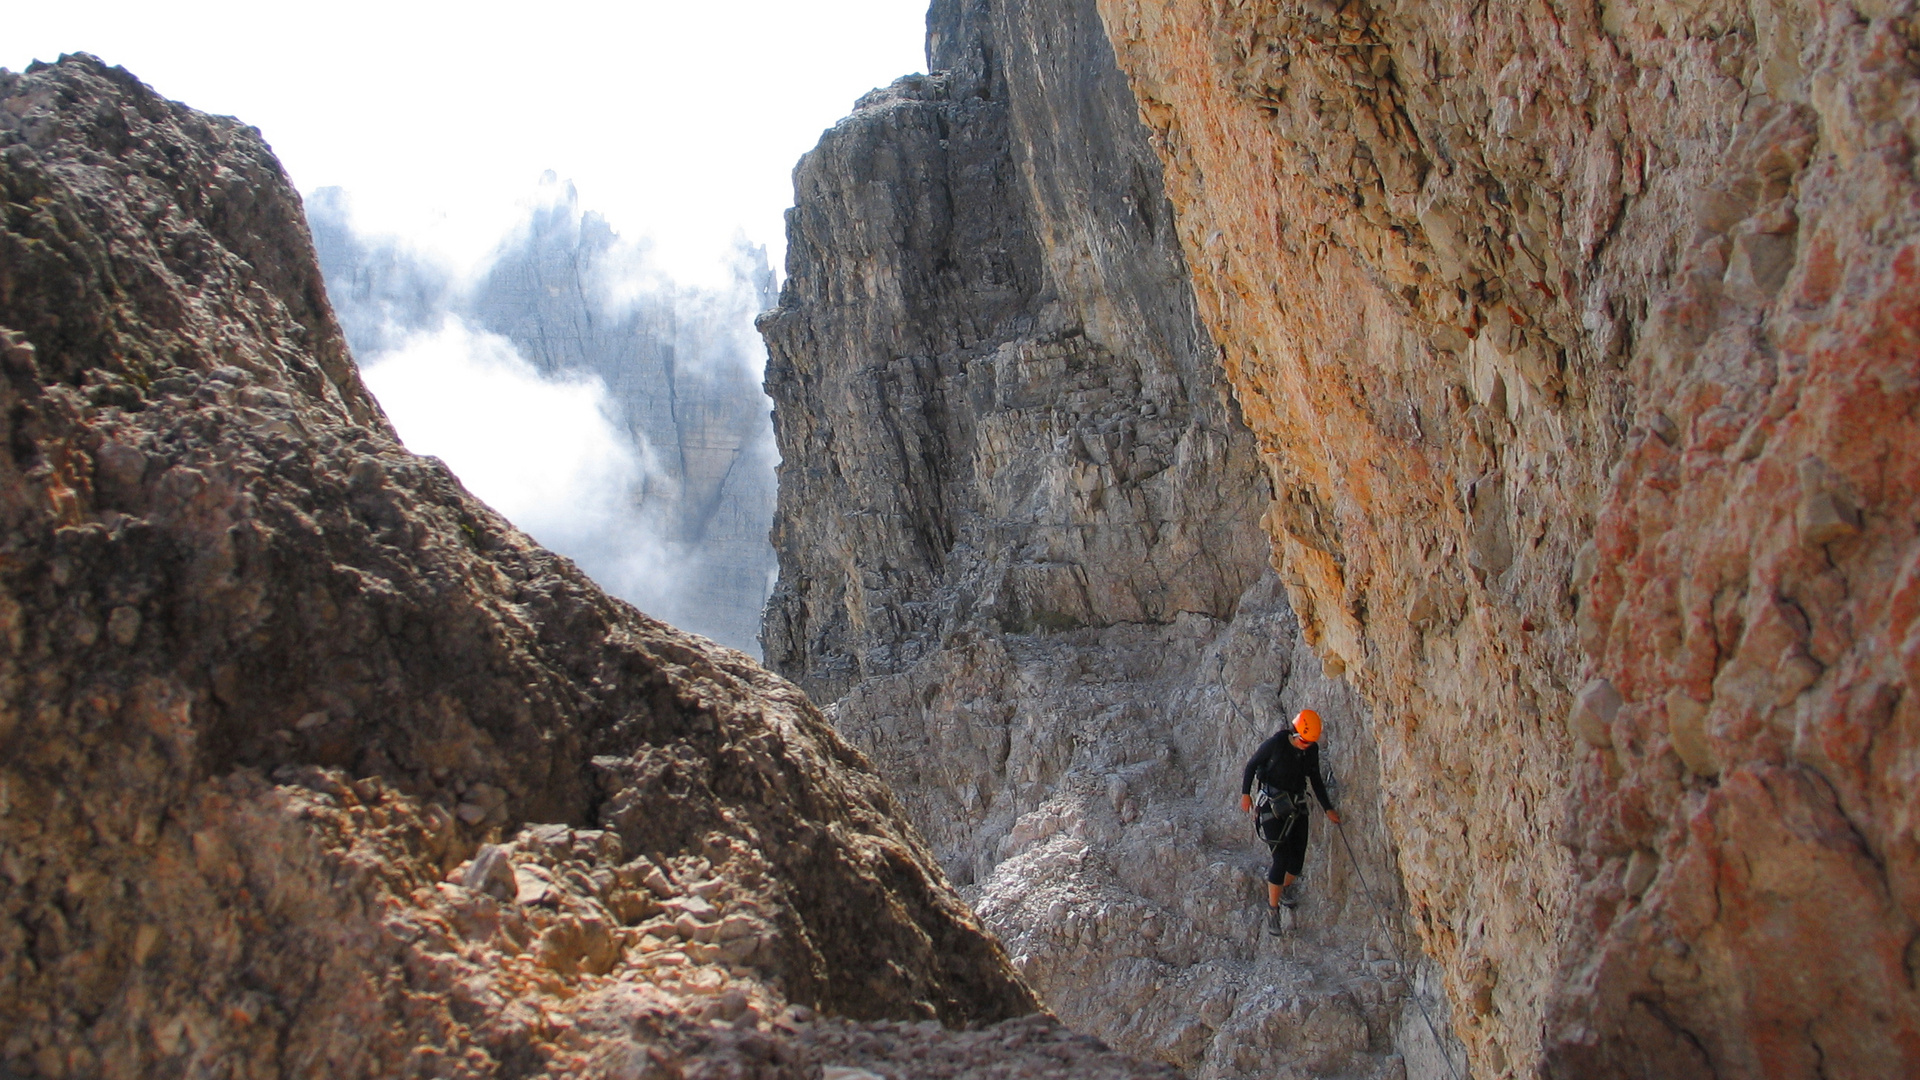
[1291,709,1322,744]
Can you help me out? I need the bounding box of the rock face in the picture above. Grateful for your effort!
[0,54,1190,1080]
[308,186,780,656]
[760,0,1272,702]
[761,2,1460,1076]
[1094,0,1920,1075]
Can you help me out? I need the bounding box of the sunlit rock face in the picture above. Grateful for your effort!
[760,1,1459,1075]
[1095,0,1920,1075]
[309,183,779,656]
[0,54,1180,1080]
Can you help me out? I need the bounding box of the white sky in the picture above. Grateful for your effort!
[6,0,929,282]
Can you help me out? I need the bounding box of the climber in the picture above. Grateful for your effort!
[1241,708,1340,934]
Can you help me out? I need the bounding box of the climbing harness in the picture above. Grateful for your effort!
[1253,783,1310,848]
[1333,819,1466,1080]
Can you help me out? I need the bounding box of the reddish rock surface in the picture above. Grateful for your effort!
[1094,0,1920,1074]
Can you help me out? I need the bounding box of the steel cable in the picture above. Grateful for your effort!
[1333,819,1466,1080]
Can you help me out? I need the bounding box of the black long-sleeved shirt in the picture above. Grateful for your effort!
[1242,731,1334,811]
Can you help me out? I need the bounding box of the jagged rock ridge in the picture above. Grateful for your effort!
[1094,0,1920,1075]
[0,53,1190,1080]
[760,1,1462,1076]
[308,184,780,656]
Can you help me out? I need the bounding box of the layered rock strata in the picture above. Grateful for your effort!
[1094,0,1920,1075]
[0,54,1179,1079]
[761,1,1460,1075]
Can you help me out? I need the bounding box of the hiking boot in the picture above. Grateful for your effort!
[1265,905,1285,936]
[1280,881,1301,908]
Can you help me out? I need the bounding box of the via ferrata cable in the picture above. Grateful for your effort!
[1333,819,1465,1080]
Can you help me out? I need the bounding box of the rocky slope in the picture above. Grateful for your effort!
[309,187,780,656]
[1094,0,1920,1075]
[0,54,1190,1080]
[760,1,1461,1076]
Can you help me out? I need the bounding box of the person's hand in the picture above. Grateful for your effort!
[1326,809,1342,825]
[1240,794,1252,814]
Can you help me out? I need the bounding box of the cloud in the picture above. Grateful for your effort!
[317,182,780,656]
[359,319,682,609]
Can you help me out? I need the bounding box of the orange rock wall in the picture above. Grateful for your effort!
[1093,0,1920,1075]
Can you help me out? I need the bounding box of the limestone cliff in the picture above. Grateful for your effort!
[0,54,1189,1080]
[1095,0,1920,1075]
[761,1,1460,1075]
